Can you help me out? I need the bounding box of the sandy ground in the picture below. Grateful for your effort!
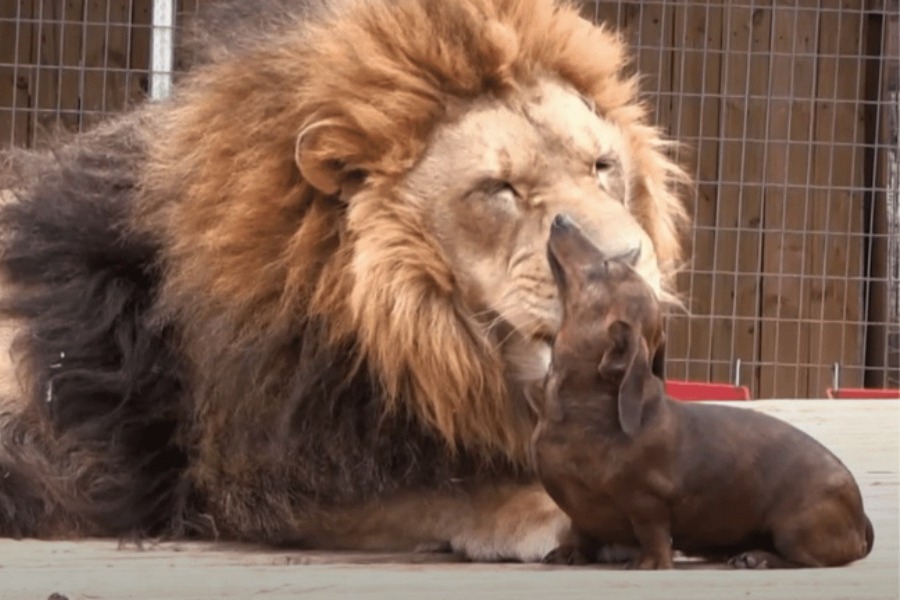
[0,399,897,599]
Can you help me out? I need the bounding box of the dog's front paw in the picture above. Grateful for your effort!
[542,544,593,565]
[729,551,768,569]
[626,551,673,570]
[595,543,640,564]
[728,550,794,569]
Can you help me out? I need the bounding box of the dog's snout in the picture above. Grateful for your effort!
[547,214,605,281]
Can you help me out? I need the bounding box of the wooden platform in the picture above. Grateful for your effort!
[1,400,897,600]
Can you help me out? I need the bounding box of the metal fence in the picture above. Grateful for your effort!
[1,0,898,398]
[593,1,900,398]
[0,1,151,146]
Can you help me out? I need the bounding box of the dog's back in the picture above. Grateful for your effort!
[667,400,873,562]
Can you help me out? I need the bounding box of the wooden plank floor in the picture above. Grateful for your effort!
[1,400,897,600]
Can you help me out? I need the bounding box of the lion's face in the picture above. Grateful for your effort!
[132,0,685,462]
[402,78,661,384]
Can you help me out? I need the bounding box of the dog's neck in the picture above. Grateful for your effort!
[548,366,623,428]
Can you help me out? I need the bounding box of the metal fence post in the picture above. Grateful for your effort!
[151,0,176,100]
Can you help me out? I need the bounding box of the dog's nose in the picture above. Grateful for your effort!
[551,213,575,232]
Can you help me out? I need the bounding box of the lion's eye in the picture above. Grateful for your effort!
[469,179,521,215]
[592,158,618,190]
[477,179,519,201]
[494,180,519,197]
[593,158,612,175]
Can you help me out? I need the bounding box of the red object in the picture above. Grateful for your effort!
[665,380,751,402]
[825,388,899,400]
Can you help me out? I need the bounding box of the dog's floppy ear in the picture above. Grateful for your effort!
[598,320,647,437]
[524,378,559,421]
[651,333,666,380]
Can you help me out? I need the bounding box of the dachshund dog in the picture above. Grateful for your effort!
[532,214,874,569]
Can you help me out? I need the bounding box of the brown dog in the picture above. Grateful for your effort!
[532,214,874,569]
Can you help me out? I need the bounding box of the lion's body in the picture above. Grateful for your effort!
[0,0,686,559]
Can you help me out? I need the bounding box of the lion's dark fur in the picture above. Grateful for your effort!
[0,114,193,536]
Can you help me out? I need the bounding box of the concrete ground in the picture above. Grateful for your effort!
[0,400,897,600]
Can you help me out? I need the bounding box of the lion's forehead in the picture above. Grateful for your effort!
[517,80,624,160]
[414,78,623,187]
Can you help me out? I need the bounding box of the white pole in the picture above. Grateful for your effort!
[150,0,175,100]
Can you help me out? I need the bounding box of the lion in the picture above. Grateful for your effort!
[0,0,686,561]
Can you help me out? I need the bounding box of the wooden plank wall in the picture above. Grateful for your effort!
[592,1,877,398]
[0,0,151,148]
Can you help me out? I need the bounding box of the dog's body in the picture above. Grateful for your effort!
[532,215,874,569]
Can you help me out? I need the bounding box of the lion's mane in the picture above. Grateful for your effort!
[0,0,686,539]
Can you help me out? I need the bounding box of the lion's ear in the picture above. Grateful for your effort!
[294,123,365,196]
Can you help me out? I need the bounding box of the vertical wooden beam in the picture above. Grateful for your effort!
[634,2,675,127]
[30,0,62,145]
[758,3,819,398]
[27,0,94,142]
[807,2,868,395]
[56,0,86,134]
[666,1,724,383]
[104,1,137,112]
[129,0,152,101]
[0,1,35,147]
[81,0,112,131]
[713,1,772,395]
[590,1,626,30]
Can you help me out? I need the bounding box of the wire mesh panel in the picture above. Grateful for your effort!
[0,1,898,398]
[587,0,900,398]
[0,1,152,148]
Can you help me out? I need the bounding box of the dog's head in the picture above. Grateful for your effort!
[545,214,666,434]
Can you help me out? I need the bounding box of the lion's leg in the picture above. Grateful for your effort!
[311,482,570,562]
[443,484,641,563]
